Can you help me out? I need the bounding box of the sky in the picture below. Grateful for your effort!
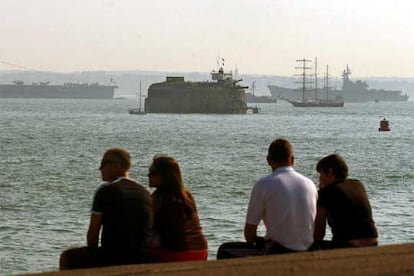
[0,0,413,77]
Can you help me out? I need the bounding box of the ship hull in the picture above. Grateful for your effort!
[268,85,408,103]
[0,84,116,99]
[286,99,344,107]
[245,93,277,103]
[146,82,248,114]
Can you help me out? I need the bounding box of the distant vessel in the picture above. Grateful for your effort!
[145,58,248,114]
[0,81,117,99]
[268,65,409,103]
[245,81,277,103]
[129,81,146,115]
[281,58,344,107]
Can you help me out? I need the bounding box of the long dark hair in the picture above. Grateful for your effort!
[150,155,194,215]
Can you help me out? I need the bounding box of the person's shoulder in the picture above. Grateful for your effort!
[256,172,275,185]
[290,169,315,184]
[95,182,111,193]
[93,182,113,200]
[342,178,366,191]
[120,177,146,187]
[346,178,362,184]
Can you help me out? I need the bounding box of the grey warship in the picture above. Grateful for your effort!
[268,65,409,102]
[145,63,248,114]
[0,81,117,99]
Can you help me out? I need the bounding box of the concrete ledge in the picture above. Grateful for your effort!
[22,243,414,276]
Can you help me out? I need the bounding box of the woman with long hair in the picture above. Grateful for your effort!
[148,155,208,262]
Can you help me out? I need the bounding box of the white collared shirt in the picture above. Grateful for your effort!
[246,166,318,251]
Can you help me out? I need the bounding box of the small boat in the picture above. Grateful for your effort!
[129,81,146,115]
[247,106,261,113]
[378,118,391,131]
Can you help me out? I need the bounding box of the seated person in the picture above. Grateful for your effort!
[148,155,208,262]
[59,147,153,269]
[314,154,378,249]
[217,138,318,259]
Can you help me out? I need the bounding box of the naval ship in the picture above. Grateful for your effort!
[268,65,409,103]
[0,81,117,99]
[145,63,248,114]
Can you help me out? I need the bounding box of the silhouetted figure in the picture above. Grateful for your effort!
[313,154,378,249]
[148,155,208,262]
[217,138,318,259]
[59,147,152,269]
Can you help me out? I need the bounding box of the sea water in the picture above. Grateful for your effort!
[0,99,413,275]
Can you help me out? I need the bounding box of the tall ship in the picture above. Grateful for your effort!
[0,81,117,99]
[280,58,344,107]
[268,65,409,103]
[145,60,248,114]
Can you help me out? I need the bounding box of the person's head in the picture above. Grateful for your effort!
[316,154,348,188]
[148,155,185,194]
[267,138,294,170]
[99,147,131,181]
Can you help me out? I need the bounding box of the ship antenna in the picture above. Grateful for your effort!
[139,80,142,112]
[216,56,225,69]
[252,81,256,96]
[325,65,330,101]
[314,57,318,101]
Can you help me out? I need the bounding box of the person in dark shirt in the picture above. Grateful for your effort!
[148,155,208,262]
[59,147,152,269]
[314,154,378,249]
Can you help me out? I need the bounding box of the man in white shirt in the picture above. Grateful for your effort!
[217,138,317,258]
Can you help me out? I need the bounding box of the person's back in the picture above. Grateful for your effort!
[148,155,208,262]
[318,178,377,244]
[314,154,378,249]
[94,178,152,260]
[217,138,317,259]
[60,147,153,269]
[152,190,207,252]
[248,166,317,251]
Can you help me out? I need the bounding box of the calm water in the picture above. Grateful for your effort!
[0,99,413,275]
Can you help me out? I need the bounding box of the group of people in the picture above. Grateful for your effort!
[217,138,378,258]
[60,149,207,269]
[60,138,378,270]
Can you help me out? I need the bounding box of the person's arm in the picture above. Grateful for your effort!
[244,223,258,244]
[87,213,102,247]
[314,206,328,241]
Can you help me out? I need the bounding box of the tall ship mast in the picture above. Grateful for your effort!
[129,80,146,115]
[294,58,314,103]
[281,58,344,107]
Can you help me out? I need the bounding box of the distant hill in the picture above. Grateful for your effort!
[0,70,412,100]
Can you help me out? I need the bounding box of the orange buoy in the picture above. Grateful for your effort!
[378,118,390,131]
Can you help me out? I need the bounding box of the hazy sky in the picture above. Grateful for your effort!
[1,0,413,77]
